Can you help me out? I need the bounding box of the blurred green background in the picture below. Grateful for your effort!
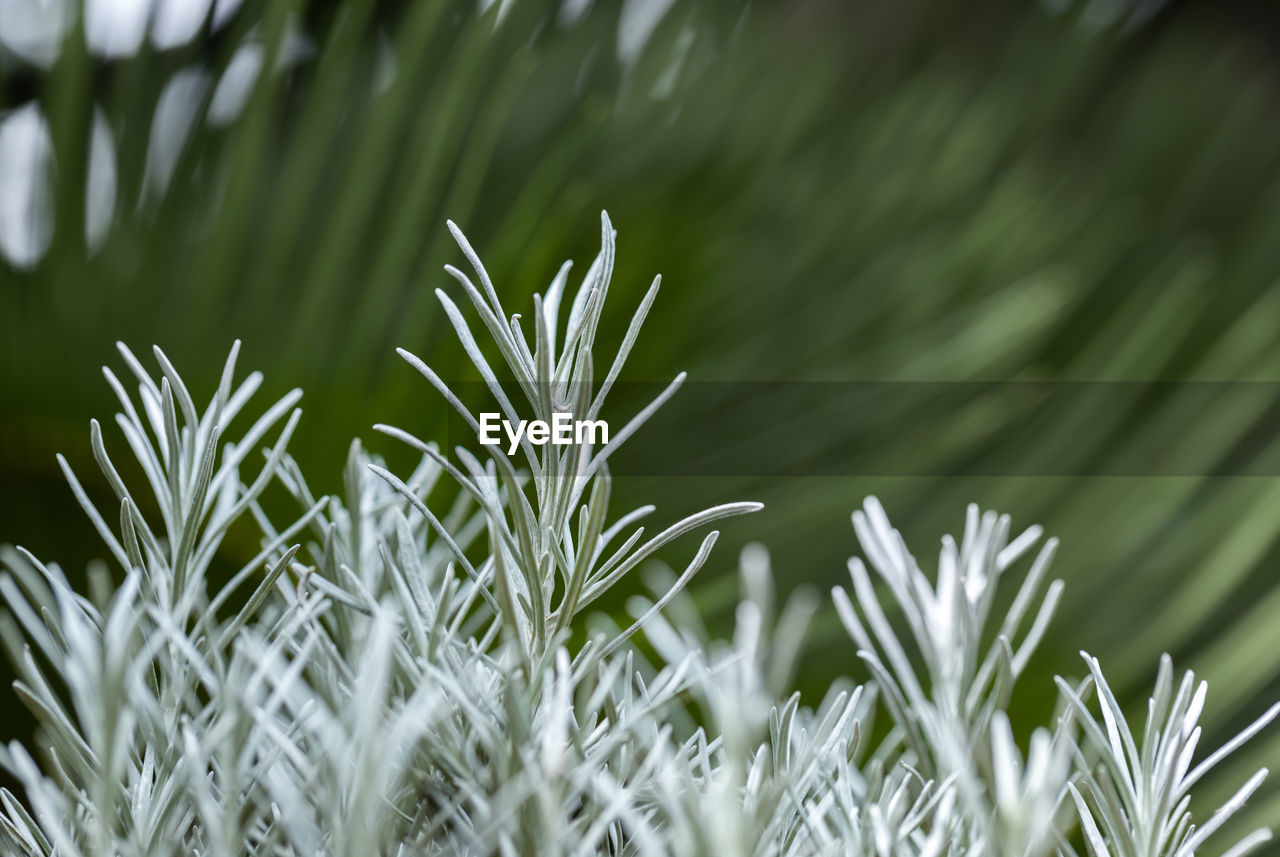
[5,0,1280,844]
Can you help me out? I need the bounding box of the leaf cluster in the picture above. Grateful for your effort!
[1,216,1275,857]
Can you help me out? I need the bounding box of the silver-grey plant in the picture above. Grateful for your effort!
[1,214,1276,856]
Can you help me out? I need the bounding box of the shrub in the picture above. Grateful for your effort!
[1,216,1275,856]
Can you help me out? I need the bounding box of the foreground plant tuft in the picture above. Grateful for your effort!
[1,214,1275,856]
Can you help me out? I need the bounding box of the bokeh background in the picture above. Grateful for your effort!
[5,0,1280,845]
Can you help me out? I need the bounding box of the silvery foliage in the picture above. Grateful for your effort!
[0,214,1276,856]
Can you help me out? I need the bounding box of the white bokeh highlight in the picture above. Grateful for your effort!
[86,109,118,252]
[0,105,54,269]
[143,67,210,200]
